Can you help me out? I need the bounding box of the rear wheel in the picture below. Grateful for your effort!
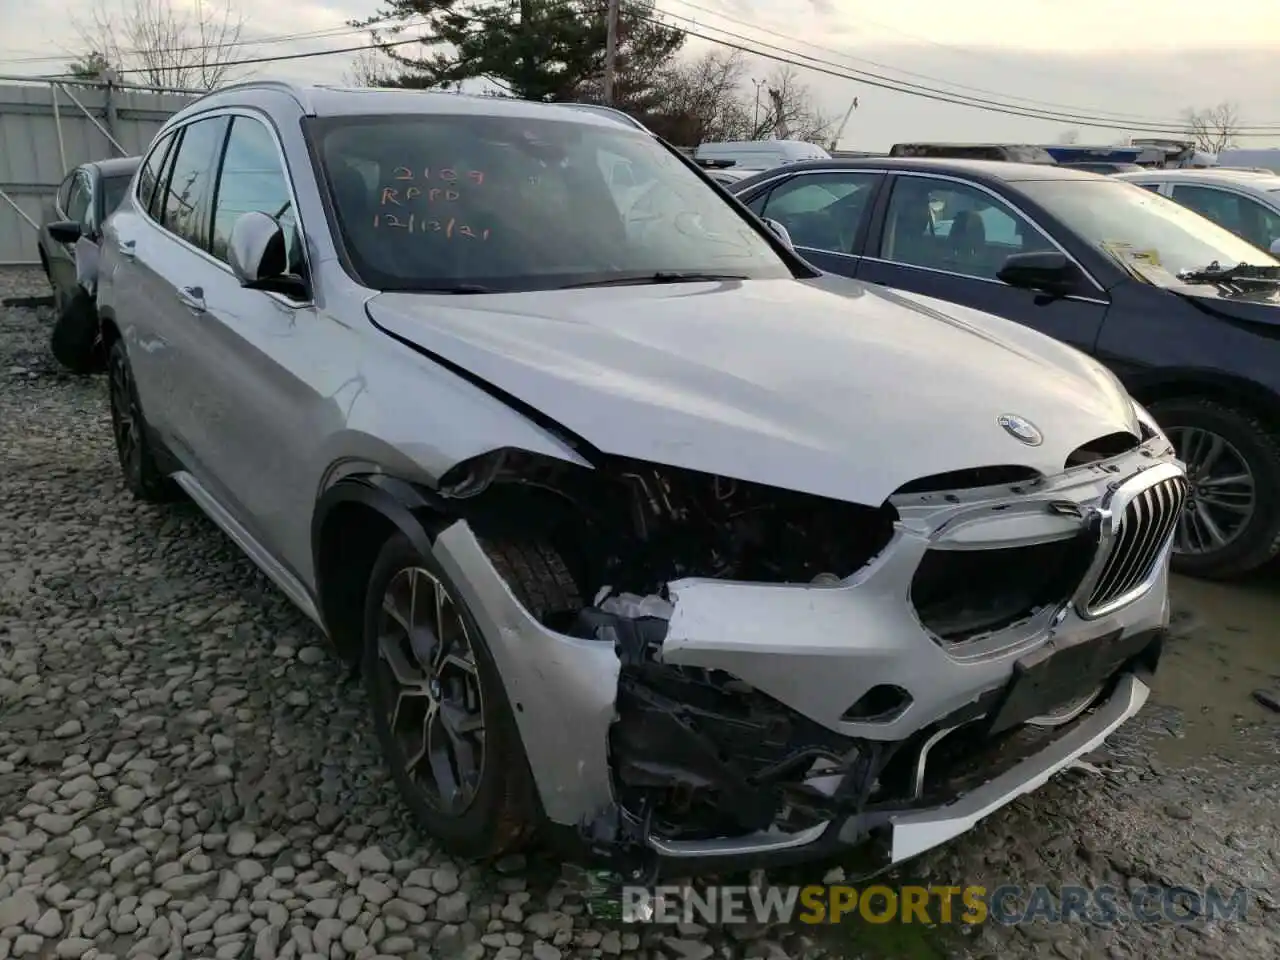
[107,339,179,502]
[49,288,104,375]
[1149,397,1280,580]
[361,534,578,859]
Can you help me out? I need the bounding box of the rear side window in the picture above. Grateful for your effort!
[136,131,176,214]
[157,117,229,250]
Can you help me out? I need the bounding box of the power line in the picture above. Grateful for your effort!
[0,17,413,67]
[13,3,1279,137]
[45,35,427,77]
[661,0,1210,127]
[646,13,1280,136]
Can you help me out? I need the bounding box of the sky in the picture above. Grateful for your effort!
[1,0,1278,151]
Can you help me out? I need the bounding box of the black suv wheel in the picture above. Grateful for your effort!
[361,534,577,859]
[50,288,105,375]
[1151,397,1280,580]
[107,339,179,502]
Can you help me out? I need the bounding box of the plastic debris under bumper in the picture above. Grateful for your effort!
[643,670,1151,874]
[851,670,1151,864]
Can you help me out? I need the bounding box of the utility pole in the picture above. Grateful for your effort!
[604,0,620,105]
[752,79,766,137]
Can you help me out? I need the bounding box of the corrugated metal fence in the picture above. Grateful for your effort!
[0,78,199,264]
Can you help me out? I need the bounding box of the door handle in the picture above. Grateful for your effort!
[117,239,136,259]
[176,285,205,313]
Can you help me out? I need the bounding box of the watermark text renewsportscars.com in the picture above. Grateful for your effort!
[609,883,1252,926]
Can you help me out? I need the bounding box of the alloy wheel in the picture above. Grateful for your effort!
[108,352,142,477]
[1167,425,1257,556]
[374,566,486,814]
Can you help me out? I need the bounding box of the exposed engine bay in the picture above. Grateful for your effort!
[438,447,900,598]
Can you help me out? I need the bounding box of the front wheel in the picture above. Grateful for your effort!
[1149,397,1280,580]
[361,533,546,859]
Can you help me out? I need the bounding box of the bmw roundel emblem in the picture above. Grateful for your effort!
[998,414,1043,446]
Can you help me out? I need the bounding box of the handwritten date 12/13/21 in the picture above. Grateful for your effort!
[373,212,491,241]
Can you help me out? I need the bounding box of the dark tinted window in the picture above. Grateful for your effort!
[1170,184,1280,252]
[150,134,180,220]
[313,113,790,293]
[210,116,299,268]
[66,174,91,223]
[101,176,131,218]
[56,172,76,214]
[742,184,768,213]
[159,117,229,249]
[880,176,1055,280]
[758,172,880,254]
[136,131,175,214]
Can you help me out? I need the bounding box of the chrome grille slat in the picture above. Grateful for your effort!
[1084,475,1188,616]
[1121,483,1177,597]
[1113,489,1160,597]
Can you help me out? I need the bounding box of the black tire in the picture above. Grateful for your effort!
[1149,396,1280,580]
[107,339,180,503]
[360,533,579,859]
[50,288,104,375]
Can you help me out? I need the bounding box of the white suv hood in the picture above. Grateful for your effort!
[367,277,1138,505]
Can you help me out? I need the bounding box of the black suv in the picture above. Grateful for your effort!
[730,157,1280,580]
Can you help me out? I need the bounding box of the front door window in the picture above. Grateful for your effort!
[879,176,1055,281]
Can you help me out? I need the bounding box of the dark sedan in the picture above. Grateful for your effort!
[730,157,1280,581]
[38,157,139,372]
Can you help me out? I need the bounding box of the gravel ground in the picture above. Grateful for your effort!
[2,265,1278,960]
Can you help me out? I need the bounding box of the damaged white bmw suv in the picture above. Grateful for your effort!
[96,81,1186,879]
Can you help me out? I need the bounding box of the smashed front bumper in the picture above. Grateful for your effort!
[432,446,1183,875]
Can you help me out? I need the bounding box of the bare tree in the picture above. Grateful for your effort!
[752,66,833,143]
[646,49,750,144]
[1182,102,1242,153]
[645,51,832,147]
[73,0,247,90]
[346,47,398,87]
[1057,128,1080,144]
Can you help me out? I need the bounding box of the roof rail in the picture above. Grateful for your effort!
[194,78,313,112]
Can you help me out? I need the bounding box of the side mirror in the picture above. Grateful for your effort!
[228,210,289,286]
[1269,237,1280,256]
[763,217,794,250]
[48,220,82,245]
[997,250,1081,295]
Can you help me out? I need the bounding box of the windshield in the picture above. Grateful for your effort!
[102,175,131,218]
[1017,179,1279,280]
[311,114,792,292]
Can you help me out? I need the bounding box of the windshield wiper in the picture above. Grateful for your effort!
[414,284,494,294]
[555,271,751,289]
[1176,262,1280,285]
